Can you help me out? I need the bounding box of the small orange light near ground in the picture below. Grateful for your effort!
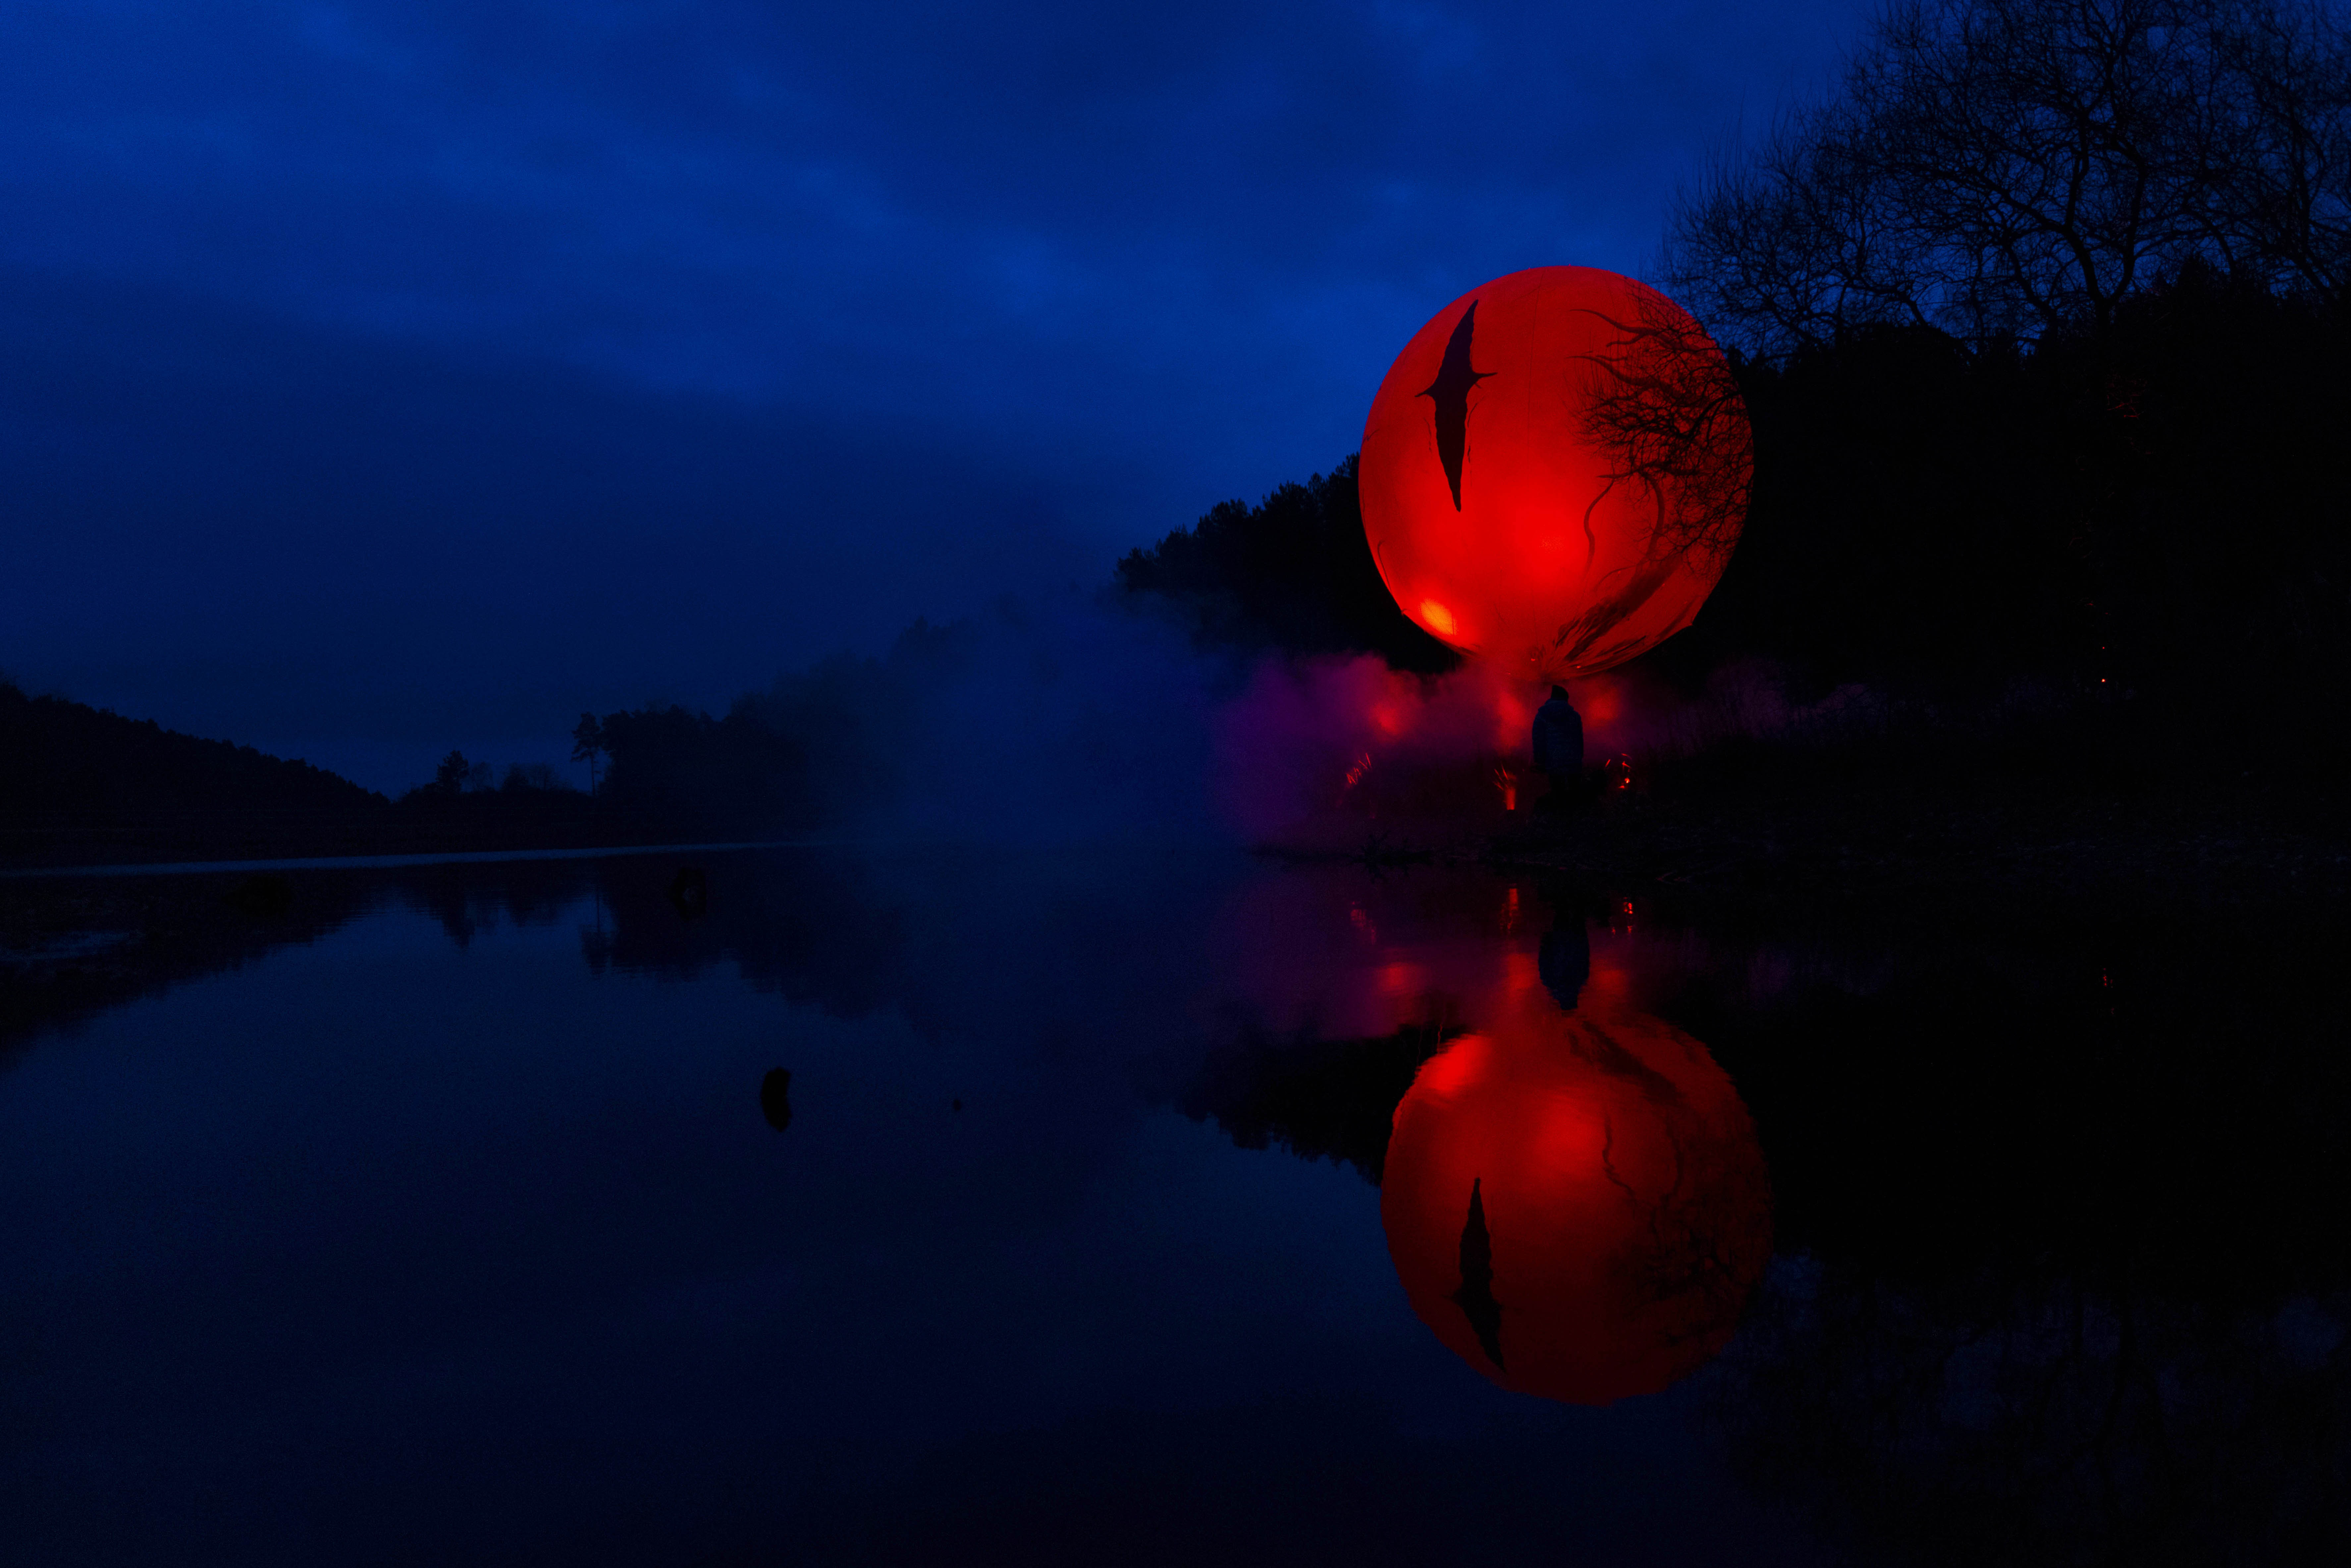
[1419,600,1458,637]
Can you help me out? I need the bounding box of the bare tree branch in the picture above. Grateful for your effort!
[1661,0,2351,357]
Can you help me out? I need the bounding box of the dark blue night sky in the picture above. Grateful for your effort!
[0,1,1867,791]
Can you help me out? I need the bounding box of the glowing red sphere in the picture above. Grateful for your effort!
[1360,266,1752,680]
[1380,986,1772,1405]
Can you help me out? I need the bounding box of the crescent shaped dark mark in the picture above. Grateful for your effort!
[1418,301,1491,511]
[1449,1175,1506,1370]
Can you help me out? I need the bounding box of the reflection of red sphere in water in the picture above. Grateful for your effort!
[1360,266,1751,681]
[1381,997,1772,1405]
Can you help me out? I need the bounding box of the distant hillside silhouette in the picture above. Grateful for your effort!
[2,680,381,816]
[1,681,395,865]
[0,682,629,867]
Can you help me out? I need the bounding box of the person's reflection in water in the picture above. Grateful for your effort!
[1538,919,1590,1012]
[1381,967,1771,1406]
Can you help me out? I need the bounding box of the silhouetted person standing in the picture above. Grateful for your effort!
[1532,685,1583,812]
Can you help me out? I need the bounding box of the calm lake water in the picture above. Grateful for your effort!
[4,847,2346,1566]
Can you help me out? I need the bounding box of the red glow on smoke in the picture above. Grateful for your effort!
[1211,656,1527,840]
[1209,643,1877,847]
[1209,650,1681,839]
[1489,687,1528,753]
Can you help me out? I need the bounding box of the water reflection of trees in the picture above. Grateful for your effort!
[1,851,914,1057]
[388,862,591,949]
[1181,1018,1462,1183]
[2,873,380,1057]
[22,854,2348,1557]
[1684,916,2351,1565]
[1712,1261,2351,1565]
[575,851,906,1019]
[1183,869,2351,1556]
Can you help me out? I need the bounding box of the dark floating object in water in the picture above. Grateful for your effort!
[952,1098,963,1112]
[225,873,293,918]
[668,867,708,919]
[759,1068,792,1131]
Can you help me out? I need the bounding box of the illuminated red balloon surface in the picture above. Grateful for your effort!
[1380,993,1772,1405]
[1360,266,1752,680]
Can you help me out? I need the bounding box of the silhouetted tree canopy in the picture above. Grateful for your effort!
[432,750,485,795]
[569,713,606,794]
[1112,458,1460,671]
[1650,255,2351,767]
[1665,0,2351,355]
[1635,1,2351,779]
[590,701,812,833]
[1182,1022,1464,1184]
[0,680,382,817]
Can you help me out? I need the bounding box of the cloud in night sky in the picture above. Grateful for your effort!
[0,0,1868,790]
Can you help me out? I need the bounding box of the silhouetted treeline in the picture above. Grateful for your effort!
[569,619,973,836]
[25,281,2351,858]
[3,681,655,866]
[1111,460,1458,672]
[377,757,605,851]
[1095,272,2351,785]
[1,681,382,817]
[0,680,397,865]
[1667,0,2351,350]
[1647,265,2351,772]
[1181,1021,1464,1184]
[567,271,2351,833]
[1644,0,2351,781]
